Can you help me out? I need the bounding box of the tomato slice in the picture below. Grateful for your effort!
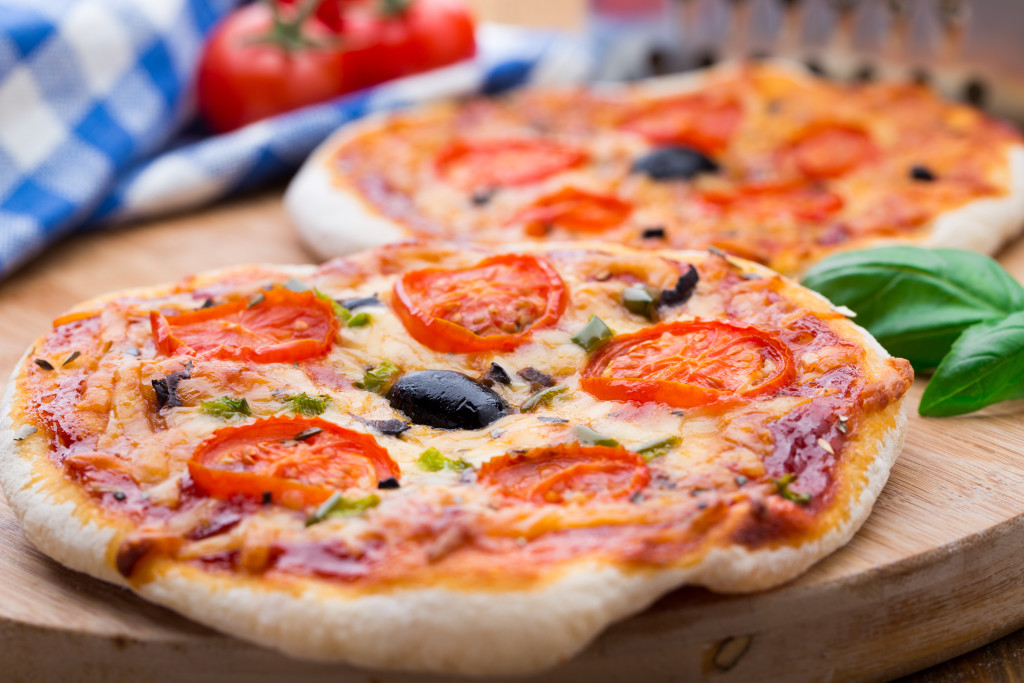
[391,254,568,353]
[621,95,742,153]
[789,125,875,179]
[188,416,400,509]
[509,187,633,236]
[699,180,844,222]
[151,288,338,363]
[478,444,649,504]
[435,139,587,189]
[581,320,795,408]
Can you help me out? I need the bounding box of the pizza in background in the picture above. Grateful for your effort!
[286,61,1024,275]
[1,241,911,675]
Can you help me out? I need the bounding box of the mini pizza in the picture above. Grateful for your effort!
[1,241,912,675]
[286,61,1024,275]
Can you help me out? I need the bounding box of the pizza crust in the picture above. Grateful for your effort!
[1,247,909,675]
[285,113,415,261]
[140,558,685,674]
[924,145,1024,254]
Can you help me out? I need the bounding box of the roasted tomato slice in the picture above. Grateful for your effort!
[621,94,742,153]
[391,254,568,353]
[699,181,844,222]
[151,288,338,363]
[788,125,875,179]
[581,320,795,408]
[435,138,587,189]
[478,444,649,504]
[188,416,400,508]
[509,187,633,236]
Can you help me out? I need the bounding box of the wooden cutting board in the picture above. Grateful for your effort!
[4,192,1024,682]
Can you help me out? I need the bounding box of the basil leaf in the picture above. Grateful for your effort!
[417,447,446,472]
[306,492,380,526]
[283,392,330,416]
[416,447,470,472]
[636,435,680,461]
[520,385,568,412]
[314,288,350,321]
[919,312,1024,416]
[802,247,1024,370]
[573,424,619,447]
[346,311,372,327]
[200,396,251,419]
[356,361,400,394]
[774,473,811,505]
[314,288,371,327]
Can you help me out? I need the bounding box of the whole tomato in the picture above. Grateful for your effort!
[198,3,341,133]
[303,0,477,86]
[364,0,477,79]
[197,0,476,133]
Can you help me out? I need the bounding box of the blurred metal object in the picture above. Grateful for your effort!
[587,0,1024,121]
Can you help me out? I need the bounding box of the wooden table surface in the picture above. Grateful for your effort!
[5,1,1024,680]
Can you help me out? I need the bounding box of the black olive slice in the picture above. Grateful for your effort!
[631,146,719,181]
[909,165,936,182]
[660,265,700,308]
[479,362,512,387]
[152,361,193,410]
[517,367,556,389]
[386,370,510,430]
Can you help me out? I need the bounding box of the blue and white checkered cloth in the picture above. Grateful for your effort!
[0,0,592,279]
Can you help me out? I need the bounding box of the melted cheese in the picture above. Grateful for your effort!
[21,244,912,588]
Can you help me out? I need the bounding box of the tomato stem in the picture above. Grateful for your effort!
[292,0,323,25]
[254,0,337,53]
[379,0,413,18]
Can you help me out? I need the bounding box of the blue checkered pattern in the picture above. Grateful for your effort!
[0,1,591,279]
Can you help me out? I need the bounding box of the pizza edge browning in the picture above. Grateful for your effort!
[0,248,908,676]
[284,61,1024,270]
